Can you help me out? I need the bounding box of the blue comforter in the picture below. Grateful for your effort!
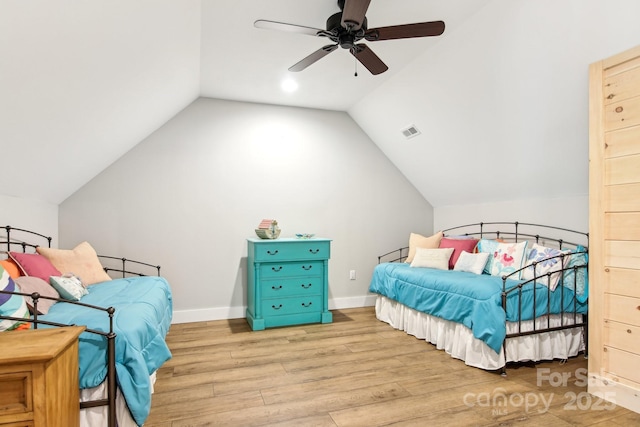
[369,263,587,354]
[39,276,173,426]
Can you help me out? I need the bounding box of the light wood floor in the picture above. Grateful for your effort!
[145,307,640,426]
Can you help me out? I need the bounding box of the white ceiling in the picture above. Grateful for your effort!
[1,0,490,206]
[199,0,489,111]
[4,0,640,210]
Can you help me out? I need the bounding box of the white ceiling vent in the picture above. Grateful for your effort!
[401,125,421,139]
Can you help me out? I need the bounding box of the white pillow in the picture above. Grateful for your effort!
[489,241,528,279]
[410,247,454,270]
[453,251,490,275]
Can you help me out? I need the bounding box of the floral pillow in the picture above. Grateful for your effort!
[489,241,528,279]
[521,243,570,290]
[562,246,589,301]
[49,275,88,301]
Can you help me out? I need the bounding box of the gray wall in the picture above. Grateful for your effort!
[59,98,434,322]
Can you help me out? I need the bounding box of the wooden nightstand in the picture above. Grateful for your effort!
[0,326,84,427]
[246,238,332,330]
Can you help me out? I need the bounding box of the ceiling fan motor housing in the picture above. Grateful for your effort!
[327,12,367,49]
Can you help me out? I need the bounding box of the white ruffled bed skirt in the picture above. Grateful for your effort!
[79,372,156,427]
[375,296,585,370]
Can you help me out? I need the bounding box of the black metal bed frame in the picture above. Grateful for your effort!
[377,221,589,375]
[0,225,161,427]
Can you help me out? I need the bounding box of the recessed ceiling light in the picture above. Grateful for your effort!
[281,78,298,93]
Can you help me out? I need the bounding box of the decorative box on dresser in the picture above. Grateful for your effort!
[0,326,84,427]
[589,44,640,414]
[246,238,332,330]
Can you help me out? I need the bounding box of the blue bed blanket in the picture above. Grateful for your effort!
[40,276,173,426]
[369,263,587,354]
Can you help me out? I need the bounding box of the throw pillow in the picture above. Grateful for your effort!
[410,247,454,270]
[521,243,570,291]
[477,239,500,274]
[37,241,111,286]
[0,266,29,331]
[14,276,60,315]
[453,251,490,275]
[405,231,444,263]
[489,241,528,279]
[0,258,21,279]
[8,251,62,281]
[562,246,589,302]
[439,237,479,269]
[50,275,88,301]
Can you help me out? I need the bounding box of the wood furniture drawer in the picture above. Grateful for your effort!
[605,294,640,327]
[262,295,322,316]
[262,277,322,298]
[251,240,330,262]
[0,327,84,427]
[259,261,323,279]
[0,371,32,422]
[246,238,332,330]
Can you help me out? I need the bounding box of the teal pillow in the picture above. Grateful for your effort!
[477,239,500,274]
[49,275,88,301]
[561,246,588,302]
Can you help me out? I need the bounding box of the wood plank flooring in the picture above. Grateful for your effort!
[145,307,640,426]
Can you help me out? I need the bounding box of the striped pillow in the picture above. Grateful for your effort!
[0,265,29,331]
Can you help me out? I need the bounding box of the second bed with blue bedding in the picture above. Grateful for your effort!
[369,262,588,355]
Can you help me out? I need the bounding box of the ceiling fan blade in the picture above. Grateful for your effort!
[365,21,445,41]
[289,44,339,72]
[254,19,323,37]
[350,44,388,75]
[341,0,371,31]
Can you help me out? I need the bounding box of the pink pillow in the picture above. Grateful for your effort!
[13,276,60,315]
[439,237,479,269]
[8,252,62,281]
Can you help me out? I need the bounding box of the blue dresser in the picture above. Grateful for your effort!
[246,238,332,330]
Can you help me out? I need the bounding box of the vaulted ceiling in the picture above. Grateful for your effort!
[3,0,640,208]
[0,0,489,205]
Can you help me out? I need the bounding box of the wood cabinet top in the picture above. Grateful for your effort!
[0,326,84,364]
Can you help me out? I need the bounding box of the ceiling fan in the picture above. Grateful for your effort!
[254,0,445,75]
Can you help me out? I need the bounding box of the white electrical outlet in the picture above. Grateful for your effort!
[349,270,356,280]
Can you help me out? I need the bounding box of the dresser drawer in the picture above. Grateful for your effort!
[0,370,32,424]
[605,294,640,327]
[262,295,322,316]
[262,277,322,298]
[251,240,330,262]
[260,261,323,279]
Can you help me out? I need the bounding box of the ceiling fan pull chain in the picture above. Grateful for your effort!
[354,56,358,77]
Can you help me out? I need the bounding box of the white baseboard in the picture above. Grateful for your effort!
[171,294,378,324]
[589,375,640,414]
